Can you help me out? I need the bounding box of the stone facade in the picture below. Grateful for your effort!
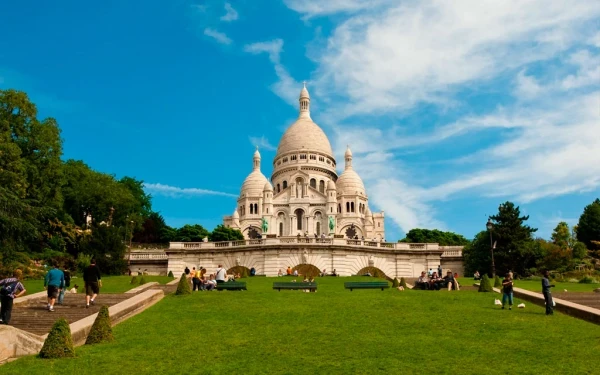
[223,84,385,240]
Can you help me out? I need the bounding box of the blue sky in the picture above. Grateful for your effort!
[1,0,599,241]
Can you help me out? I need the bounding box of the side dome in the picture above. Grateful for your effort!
[276,117,334,158]
[337,169,366,196]
[327,180,336,190]
[240,170,269,197]
[263,182,273,191]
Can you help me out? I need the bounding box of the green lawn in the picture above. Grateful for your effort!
[3,276,599,375]
[21,275,174,294]
[460,277,600,293]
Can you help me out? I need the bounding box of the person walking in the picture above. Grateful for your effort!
[0,269,27,325]
[44,262,64,312]
[57,270,71,305]
[501,273,514,310]
[83,259,102,308]
[215,264,226,284]
[542,270,555,315]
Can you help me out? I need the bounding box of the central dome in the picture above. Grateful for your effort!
[275,84,334,159]
[276,117,334,158]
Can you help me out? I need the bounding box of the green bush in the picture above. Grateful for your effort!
[168,270,174,278]
[39,318,75,359]
[494,275,502,288]
[579,276,598,284]
[85,306,113,345]
[175,273,191,295]
[130,276,138,284]
[139,276,146,285]
[392,278,399,288]
[478,275,493,292]
[400,277,408,288]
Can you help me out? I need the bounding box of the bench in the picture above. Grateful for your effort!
[344,282,390,291]
[216,282,247,291]
[273,282,317,292]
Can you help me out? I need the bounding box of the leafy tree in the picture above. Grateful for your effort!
[210,225,244,242]
[132,212,173,243]
[399,228,470,246]
[551,222,574,250]
[119,176,152,218]
[572,242,588,260]
[577,198,600,253]
[462,231,492,276]
[175,224,210,242]
[488,202,537,276]
[79,224,127,275]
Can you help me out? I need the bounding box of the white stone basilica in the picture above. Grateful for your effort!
[224,85,385,240]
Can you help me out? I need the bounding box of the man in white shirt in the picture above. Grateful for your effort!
[215,264,226,284]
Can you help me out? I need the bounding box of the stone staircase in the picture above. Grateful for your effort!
[8,293,133,337]
[551,292,600,309]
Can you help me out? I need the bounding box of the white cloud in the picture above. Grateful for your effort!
[144,183,237,198]
[244,39,300,105]
[515,70,542,100]
[249,135,277,151]
[203,28,233,45]
[220,3,239,22]
[561,50,600,90]
[284,0,392,19]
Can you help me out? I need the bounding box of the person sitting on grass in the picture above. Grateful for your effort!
[287,266,292,275]
[277,269,283,277]
[331,269,338,277]
[474,270,481,280]
[320,268,326,277]
[205,275,217,291]
[429,272,442,290]
[443,271,459,291]
[501,273,514,310]
[293,269,299,277]
[416,271,430,290]
[69,284,79,294]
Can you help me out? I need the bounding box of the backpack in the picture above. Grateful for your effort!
[0,281,19,297]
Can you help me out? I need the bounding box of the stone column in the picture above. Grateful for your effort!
[291,216,296,235]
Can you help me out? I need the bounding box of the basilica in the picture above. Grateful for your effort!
[223,85,385,240]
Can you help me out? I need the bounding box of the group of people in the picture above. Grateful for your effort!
[415,265,460,291]
[184,264,246,291]
[0,259,100,326]
[277,267,338,277]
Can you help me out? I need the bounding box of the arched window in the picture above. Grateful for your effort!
[277,184,280,193]
[351,202,355,212]
[295,209,304,230]
[250,204,254,214]
[319,180,325,193]
[346,202,350,212]
[266,208,269,214]
[338,204,341,213]
[378,222,381,227]
[310,178,316,189]
[279,222,283,236]
[316,222,321,236]
[283,181,288,189]
[254,204,258,214]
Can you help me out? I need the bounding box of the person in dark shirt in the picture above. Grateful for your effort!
[501,273,514,310]
[0,269,27,325]
[83,259,102,308]
[542,270,555,315]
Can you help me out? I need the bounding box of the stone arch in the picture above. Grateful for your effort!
[294,208,305,231]
[340,224,363,238]
[310,178,317,189]
[291,264,321,278]
[227,266,251,278]
[356,266,392,281]
[276,211,287,236]
[319,180,325,193]
[243,226,261,239]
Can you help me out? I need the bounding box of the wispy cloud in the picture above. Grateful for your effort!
[244,39,300,106]
[249,135,277,151]
[144,183,237,198]
[203,28,233,45]
[220,3,238,22]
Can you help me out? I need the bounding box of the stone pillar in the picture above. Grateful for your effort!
[307,215,314,235]
[291,216,296,235]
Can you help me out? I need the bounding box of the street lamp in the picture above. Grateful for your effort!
[486,219,496,278]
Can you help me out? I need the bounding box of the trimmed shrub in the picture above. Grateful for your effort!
[400,277,408,288]
[130,276,138,284]
[85,306,114,345]
[139,276,147,285]
[39,318,75,359]
[168,270,174,278]
[494,275,502,288]
[478,274,493,292]
[579,276,598,284]
[175,273,192,295]
[392,278,399,288]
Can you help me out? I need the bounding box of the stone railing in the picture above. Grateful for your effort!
[128,252,169,260]
[129,242,169,250]
[440,246,463,257]
[169,238,448,252]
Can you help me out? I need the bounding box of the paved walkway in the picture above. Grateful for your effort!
[551,292,600,310]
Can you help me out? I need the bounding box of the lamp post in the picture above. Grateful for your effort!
[486,219,496,278]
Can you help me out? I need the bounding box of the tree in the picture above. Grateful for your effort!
[462,231,492,276]
[399,228,470,246]
[210,225,244,242]
[132,212,173,243]
[577,198,600,253]
[551,222,575,250]
[175,273,191,295]
[488,202,537,276]
[79,224,127,275]
[39,318,75,358]
[85,305,114,345]
[175,224,210,242]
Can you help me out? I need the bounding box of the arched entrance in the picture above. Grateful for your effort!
[291,264,321,278]
[343,224,362,239]
[227,266,251,278]
[356,267,391,281]
[246,226,260,239]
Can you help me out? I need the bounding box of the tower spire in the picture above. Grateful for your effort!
[299,82,310,118]
[345,145,353,170]
[253,148,261,171]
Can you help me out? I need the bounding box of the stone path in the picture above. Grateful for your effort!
[9,283,176,337]
[551,292,600,310]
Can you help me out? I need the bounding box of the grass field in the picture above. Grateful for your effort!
[2,276,599,375]
[459,277,600,293]
[21,275,174,294]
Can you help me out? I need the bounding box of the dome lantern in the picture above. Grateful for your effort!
[253,147,261,171]
[345,145,353,170]
[299,81,310,119]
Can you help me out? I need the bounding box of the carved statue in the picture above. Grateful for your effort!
[236,257,241,266]
[261,217,268,233]
[302,251,308,264]
[328,216,335,232]
[368,255,374,267]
